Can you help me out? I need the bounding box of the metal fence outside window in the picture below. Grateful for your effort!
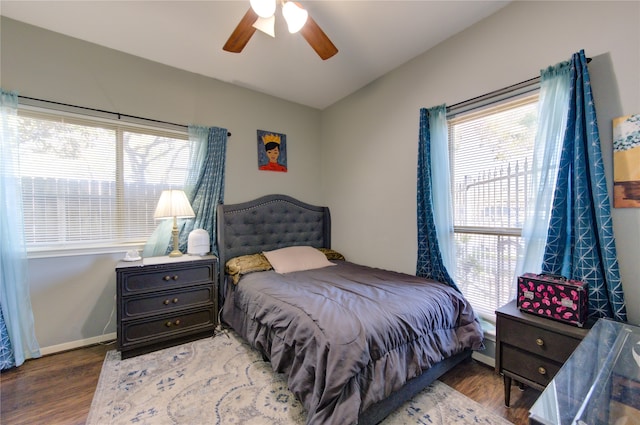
[453,159,531,318]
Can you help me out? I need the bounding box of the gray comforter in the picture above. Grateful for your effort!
[222,261,484,425]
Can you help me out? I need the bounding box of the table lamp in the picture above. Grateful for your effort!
[153,189,195,257]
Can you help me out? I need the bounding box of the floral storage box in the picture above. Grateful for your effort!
[517,273,588,327]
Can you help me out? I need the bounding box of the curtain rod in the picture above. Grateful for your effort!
[446,76,540,114]
[17,95,231,137]
[447,57,591,115]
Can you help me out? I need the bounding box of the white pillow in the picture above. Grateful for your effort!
[263,246,336,274]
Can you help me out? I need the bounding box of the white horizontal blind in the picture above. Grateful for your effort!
[448,94,538,320]
[17,109,190,251]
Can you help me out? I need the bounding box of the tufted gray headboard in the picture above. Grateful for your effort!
[216,194,331,273]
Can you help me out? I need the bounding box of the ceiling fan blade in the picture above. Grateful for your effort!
[299,15,338,60]
[223,7,259,53]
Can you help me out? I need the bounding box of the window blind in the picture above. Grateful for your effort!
[448,93,539,320]
[17,108,190,252]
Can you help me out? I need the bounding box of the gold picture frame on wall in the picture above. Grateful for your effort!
[613,114,640,208]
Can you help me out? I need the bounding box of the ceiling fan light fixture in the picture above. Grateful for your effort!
[282,1,308,34]
[250,0,276,18]
[252,14,276,37]
[224,1,337,59]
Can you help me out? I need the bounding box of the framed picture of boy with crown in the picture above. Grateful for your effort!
[257,129,287,172]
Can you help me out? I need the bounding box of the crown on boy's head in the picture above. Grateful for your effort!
[262,134,281,145]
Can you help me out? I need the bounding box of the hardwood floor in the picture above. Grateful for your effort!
[1,341,116,425]
[1,342,539,424]
[439,358,539,425]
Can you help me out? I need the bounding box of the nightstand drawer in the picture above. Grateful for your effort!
[117,255,218,358]
[123,264,213,294]
[122,286,214,318]
[499,317,582,363]
[120,307,215,345]
[496,300,590,407]
[502,345,561,387]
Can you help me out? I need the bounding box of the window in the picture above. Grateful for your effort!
[448,92,539,321]
[17,108,190,254]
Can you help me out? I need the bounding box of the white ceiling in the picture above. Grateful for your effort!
[0,0,509,110]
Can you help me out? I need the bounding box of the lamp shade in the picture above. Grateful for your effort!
[153,190,195,219]
[250,0,276,18]
[282,1,308,34]
[252,14,276,37]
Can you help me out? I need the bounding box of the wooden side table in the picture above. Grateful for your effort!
[495,300,590,406]
[116,255,217,359]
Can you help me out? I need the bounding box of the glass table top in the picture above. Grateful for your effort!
[529,318,640,425]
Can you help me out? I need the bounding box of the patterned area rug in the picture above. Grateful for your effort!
[88,330,509,425]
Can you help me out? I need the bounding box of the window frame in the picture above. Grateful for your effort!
[16,104,190,259]
[446,82,540,322]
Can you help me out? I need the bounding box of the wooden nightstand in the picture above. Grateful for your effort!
[116,255,217,359]
[495,300,590,407]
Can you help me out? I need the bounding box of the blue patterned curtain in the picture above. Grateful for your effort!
[143,126,227,257]
[541,50,626,321]
[0,89,41,369]
[179,126,228,257]
[0,309,15,369]
[416,105,458,290]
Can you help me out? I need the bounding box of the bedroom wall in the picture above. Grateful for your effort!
[0,17,323,351]
[320,1,640,325]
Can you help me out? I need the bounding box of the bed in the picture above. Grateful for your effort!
[217,194,484,425]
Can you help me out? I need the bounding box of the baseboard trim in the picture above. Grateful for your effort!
[472,351,495,368]
[40,333,117,356]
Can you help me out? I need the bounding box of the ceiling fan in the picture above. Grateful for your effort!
[223,0,338,60]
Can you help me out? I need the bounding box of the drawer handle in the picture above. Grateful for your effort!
[163,298,179,305]
[538,366,547,375]
[165,320,181,327]
[162,275,179,281]
[536,338,545,347]
[173,298,179,303]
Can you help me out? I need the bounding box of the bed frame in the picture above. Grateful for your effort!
[216,194,471,424]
